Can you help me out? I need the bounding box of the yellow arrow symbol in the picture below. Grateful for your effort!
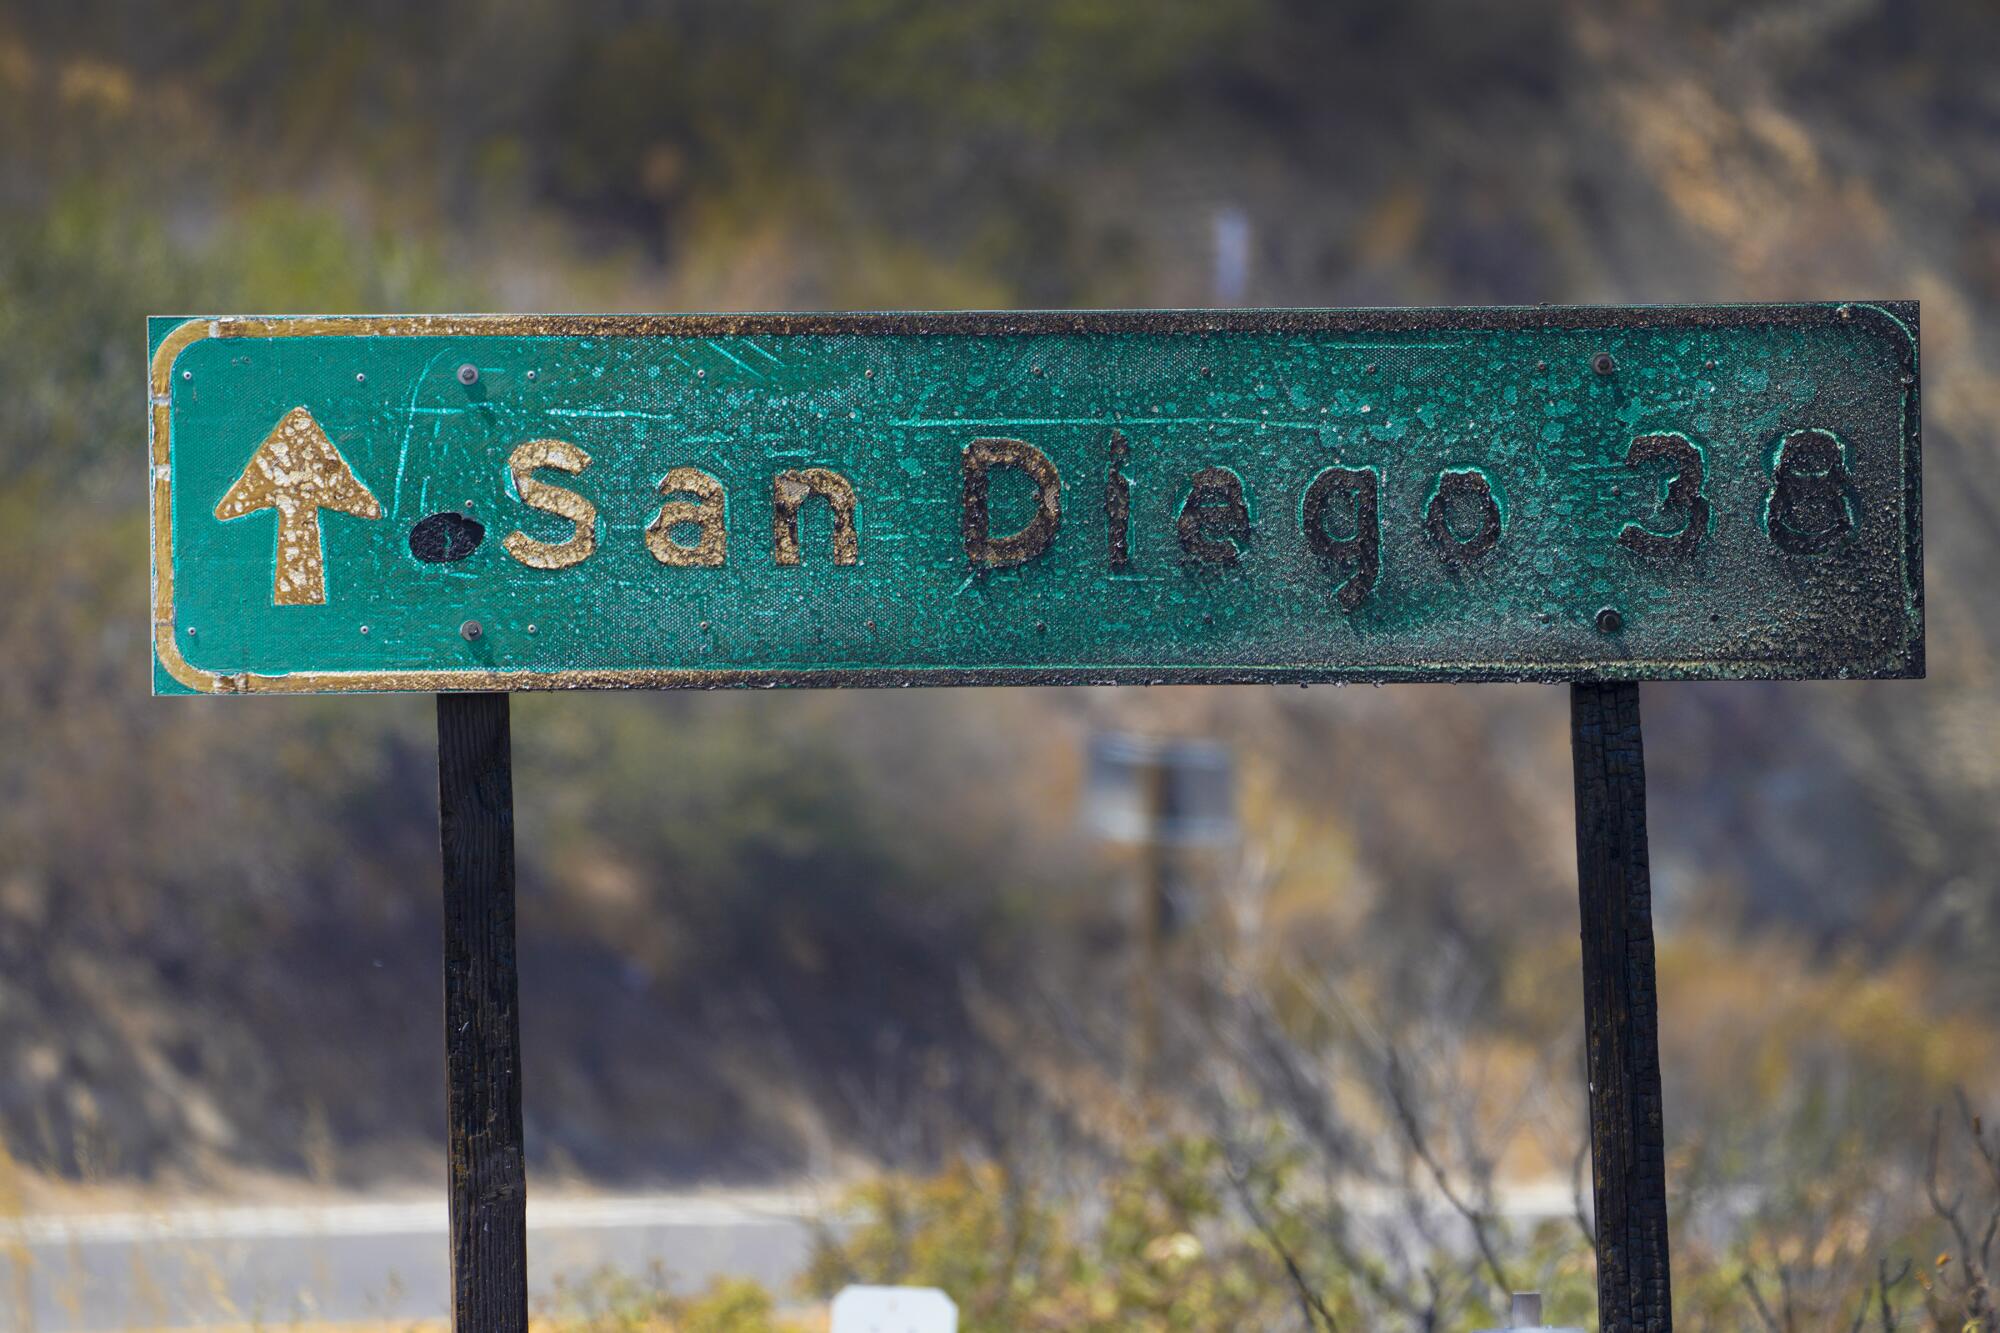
[215,406,381,606]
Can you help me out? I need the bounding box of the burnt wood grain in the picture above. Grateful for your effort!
[1571,681,1673,1333]
[438,692,528,1332]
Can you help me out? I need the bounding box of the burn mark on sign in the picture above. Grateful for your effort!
[1302,465,1380,611]
[1106,430,1132,571]
[963,437,1061,567]
[1618,433,1709,558]
[1177,466,1250,565]
[1424,468,1502,562]
[411,511,486,564]
[1766,428,1859,555]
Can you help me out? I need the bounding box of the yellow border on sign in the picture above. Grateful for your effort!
[151,318,219,692]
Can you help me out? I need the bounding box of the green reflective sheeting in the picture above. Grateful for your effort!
[149,306,1920,693]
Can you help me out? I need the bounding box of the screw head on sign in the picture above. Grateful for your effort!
[1596,607,1624,634]
[1591,351,1617,375]
[460,619,483,642]
[457,363,480,386]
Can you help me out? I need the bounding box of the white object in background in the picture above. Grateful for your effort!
[1472,1290,1586,1332]
[1081,732,1237,848]
[831,1285,958,1333]
[1211,205,1252,304]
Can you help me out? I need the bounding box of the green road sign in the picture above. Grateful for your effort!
[149,307,1921,694]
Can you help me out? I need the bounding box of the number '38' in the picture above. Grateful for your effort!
[1612,427,1858,558]
[1764,428,1859,554]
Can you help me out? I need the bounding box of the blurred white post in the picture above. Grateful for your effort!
[831,1285,957,1333]
[1211,205,1251,305]
[1474,1289,1585,1331]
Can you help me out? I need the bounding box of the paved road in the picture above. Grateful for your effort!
[0,1178,1603,1329]
[2,1191,819,1330]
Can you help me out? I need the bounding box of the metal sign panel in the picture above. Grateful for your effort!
[149,306,1920,694]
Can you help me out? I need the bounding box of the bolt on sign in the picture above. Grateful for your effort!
[149,306,1921,692]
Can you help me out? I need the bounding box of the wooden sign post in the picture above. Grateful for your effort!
[1572,682,1672,1332]
[150,304,1920,1331]
[437,692,528,1327]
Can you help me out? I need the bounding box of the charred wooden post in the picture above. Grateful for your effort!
[437,692,529,1332]
[1570,681,1673,1333]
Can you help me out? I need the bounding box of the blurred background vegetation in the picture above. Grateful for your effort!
[4,0,2000,1327]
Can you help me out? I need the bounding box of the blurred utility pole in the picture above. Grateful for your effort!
[1135,759,1174,1087]
[1083,733,1236,1090]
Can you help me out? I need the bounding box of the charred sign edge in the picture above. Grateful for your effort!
[149,303,1922,695]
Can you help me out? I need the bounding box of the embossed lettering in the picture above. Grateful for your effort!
[1423,468,1502,562]
[645,466,728,566]
[1766,428,1858,554]
[1617,433,1708,557]
[963,437,1061,567]
[502,439,597,570]
[1106,430,1132,571]
[1302,465,1380,611]
[1177,466,1251,565]
[772,468,859,566]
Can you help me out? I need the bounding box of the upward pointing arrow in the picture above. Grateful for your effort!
[216,406,381,606]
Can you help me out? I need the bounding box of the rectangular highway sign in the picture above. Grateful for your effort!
[149,306,1920,693]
